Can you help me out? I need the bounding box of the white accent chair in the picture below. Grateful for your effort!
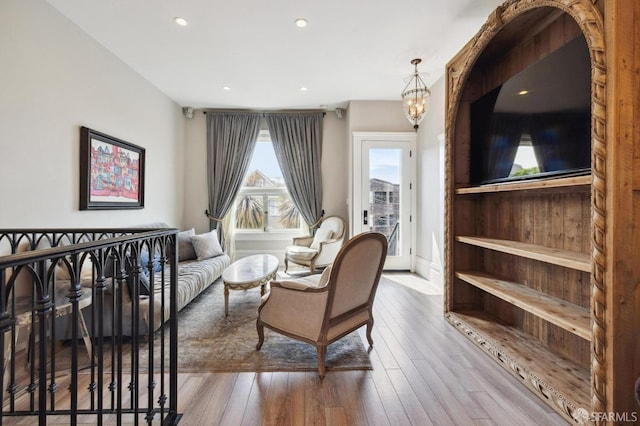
[256,232,388,378]
[284,216,346,274]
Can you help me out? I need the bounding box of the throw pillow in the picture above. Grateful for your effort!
[191,230,224,260]
[103,253,151,297]
[177,228,197,261]
[140,249,163,275]
[310,228,333,250]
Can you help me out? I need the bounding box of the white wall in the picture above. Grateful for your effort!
[0,0,185,228]
[415,76,446,286]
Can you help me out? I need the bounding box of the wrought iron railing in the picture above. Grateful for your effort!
[0,228,180,425]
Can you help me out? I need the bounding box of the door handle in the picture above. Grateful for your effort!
[363,210,368,225]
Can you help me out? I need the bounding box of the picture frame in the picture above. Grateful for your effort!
[79,126,145,210]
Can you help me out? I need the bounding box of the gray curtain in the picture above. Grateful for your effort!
[265,112,323,229]
[206,112,262,237]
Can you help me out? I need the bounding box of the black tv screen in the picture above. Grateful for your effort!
[469,36,591,185]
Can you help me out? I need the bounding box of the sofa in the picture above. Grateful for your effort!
[101,225,230,336]
[1,225,230,338]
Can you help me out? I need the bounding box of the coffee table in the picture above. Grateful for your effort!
[222,254,279,316]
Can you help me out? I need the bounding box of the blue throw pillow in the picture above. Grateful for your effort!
[140,250,163,276]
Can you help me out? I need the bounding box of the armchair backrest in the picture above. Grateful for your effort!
[318,216,345,242]
[323,232,387,322]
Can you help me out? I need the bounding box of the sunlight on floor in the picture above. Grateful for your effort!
[382,272,443,295]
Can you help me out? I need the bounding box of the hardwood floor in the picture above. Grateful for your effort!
[4,273,567,425]
[174,272,566,425]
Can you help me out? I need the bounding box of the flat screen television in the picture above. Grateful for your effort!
[469,36,591,185]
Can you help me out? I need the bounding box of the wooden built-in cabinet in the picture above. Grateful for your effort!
[446,0,640,424]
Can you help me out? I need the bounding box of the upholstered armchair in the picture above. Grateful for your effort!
[284,216,345,274]
[257,232,388,378]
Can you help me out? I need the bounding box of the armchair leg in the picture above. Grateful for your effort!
[256,321,265,350]
[316,344,327,379]
[366,318,374,347]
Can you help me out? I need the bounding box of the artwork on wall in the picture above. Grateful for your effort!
[79,126,145,210]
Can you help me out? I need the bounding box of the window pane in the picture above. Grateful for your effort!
[267,195,300,230]
[235,195,263,229]
[243,141,285,188]
[369,148,401,256]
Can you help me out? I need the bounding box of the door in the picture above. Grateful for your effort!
[352,132,416,270]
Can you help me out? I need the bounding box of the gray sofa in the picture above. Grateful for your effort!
[81,226,231,337]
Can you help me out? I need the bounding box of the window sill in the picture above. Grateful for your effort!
[234,231,304,241]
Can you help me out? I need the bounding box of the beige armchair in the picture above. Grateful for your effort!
[284,216,345,274]
[256,232,388,378]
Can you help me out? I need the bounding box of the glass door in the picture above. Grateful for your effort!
[352,133,415,270]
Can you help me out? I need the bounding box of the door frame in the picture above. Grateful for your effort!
[351,131,417,271]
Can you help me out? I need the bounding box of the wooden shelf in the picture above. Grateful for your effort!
[455,271,591,340]
[455,236,591,272]
[455,174,591,194]
[446,311,590,413]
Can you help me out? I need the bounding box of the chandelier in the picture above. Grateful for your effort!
[401,58,431,130]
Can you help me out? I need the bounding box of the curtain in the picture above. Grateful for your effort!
[485,113,523,180]
[206,112,262,251]
[265,112,324,230]
[529,112,590,172]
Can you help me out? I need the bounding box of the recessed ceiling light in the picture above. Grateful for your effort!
[222,86,231,91]
[174,17,188,26]
[518,90,529,95]
[295,18,308,28]
[300,87,308,92]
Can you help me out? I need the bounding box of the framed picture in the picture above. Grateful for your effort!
[80,126,145,210]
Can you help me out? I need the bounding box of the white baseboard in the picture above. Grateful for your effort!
[414,256,444,288]
[414,256,430,280]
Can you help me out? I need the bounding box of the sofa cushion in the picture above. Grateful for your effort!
[177,228,197,261]
[191,231,224,260]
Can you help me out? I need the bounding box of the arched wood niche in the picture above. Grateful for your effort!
[444,0,607,423]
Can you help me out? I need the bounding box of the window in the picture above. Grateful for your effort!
[234,131,301,232]
[509,134,540,177]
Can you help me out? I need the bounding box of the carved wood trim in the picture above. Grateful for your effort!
[445,0,607,418]
[445,313,592,424]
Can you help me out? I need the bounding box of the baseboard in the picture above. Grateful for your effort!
[414,256,430,280]
[414,256,444,288]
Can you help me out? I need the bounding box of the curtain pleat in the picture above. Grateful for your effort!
[265,112,324,229]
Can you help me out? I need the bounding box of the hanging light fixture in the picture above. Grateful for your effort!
[401,58,431,130]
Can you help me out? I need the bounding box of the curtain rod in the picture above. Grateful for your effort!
[202,108,326,117]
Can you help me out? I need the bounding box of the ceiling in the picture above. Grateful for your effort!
[46,0,504,111]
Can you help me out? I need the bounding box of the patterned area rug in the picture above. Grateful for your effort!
[151,278,373,373]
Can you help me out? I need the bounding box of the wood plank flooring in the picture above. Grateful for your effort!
[4,273,568,425]
[174,272,566,425]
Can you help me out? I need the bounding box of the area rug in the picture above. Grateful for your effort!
[142,279,373,374]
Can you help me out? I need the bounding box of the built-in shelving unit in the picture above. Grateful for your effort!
[444,3,606,423]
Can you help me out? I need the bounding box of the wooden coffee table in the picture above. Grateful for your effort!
[221,254,279,316]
